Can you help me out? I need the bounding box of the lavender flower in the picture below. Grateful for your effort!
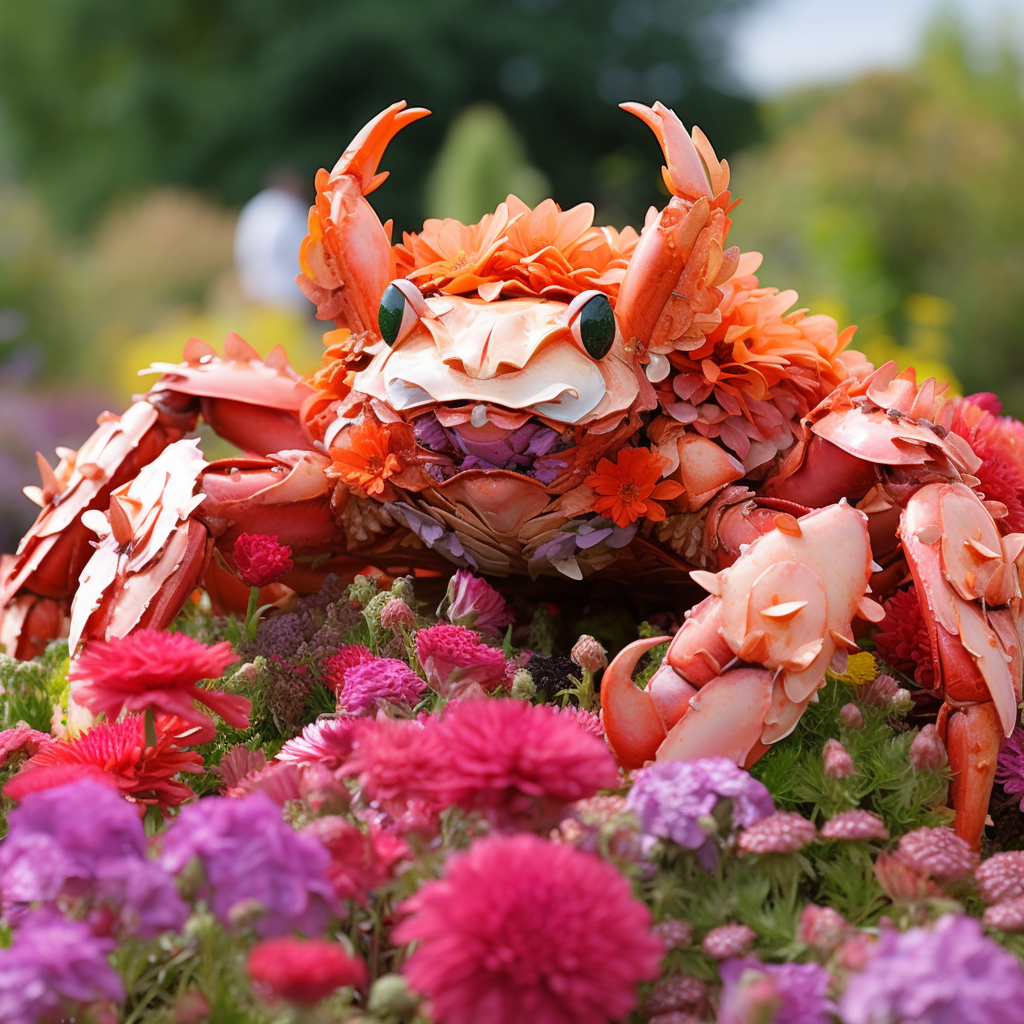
[718,958,834,1024]
[0,781,186,937]
[159,793,338,937]
[626,758,774,869]
[0,910,125,1024]
[839,915,1024,1024]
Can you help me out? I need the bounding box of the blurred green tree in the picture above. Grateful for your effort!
[0,0,757,235]
[728,19,1024,413]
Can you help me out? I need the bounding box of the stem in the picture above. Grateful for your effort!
[577,668,595,712]
[245,585,260,640]
[143,707,157,748]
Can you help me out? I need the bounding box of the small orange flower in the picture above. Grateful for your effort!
[584,448,684,528]
[332,420,402,497]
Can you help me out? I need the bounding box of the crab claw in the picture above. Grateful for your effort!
[299,101,430,333]
[615,102,737,354]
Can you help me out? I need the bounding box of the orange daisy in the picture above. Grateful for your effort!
[331,420,403,497]
[584,447,684,528]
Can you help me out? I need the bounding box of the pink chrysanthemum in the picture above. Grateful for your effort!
[896,826,978,883]
[414,624,508,696]
[701,924,757,960]
[70,629,247,733]
[305,816,409,905]
[444,570,513,637]
[984,898,1024,932]
[337,658,427,714]
[248,936,367,1004]
[394,833,663,1024]
[228,760,304,804]
[554,704,604,740]
[873,587,934,687]
[233,533,294,588]
[736,812,817,854]
[975,852,1024,905]
[277,717,369,770]
[431,700,620,830]
[323,645,376,696]
[819,810,890,841]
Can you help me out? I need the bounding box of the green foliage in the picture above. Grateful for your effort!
[0,640,68,734]
[730,17,1024,412]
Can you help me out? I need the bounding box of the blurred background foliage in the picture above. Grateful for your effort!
[0,1,1022,551]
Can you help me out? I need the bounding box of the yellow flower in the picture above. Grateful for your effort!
[831,652,878,687]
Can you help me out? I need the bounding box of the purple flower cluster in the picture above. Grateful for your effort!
[718,957,834,1024]
[159,792,338,937]
[0,910,125,1024]
[0,781,187,937]
[626,758,774,869]
[839,915,1024,1024]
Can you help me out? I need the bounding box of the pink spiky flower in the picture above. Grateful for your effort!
[701,924,756,960]
[70,629,247,734]
[736,811,817,854]
[975,852,1024,905]
[896,827,978,883]
[819,810,889,841]
[233,533,294,587]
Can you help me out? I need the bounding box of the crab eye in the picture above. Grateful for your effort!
[378,284,407,347]
[574,293,616,359]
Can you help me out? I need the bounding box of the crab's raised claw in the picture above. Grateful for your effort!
[600,635,672,771]
[299,102,430,333]
[615,102,737,355]
[946,702,1003,851]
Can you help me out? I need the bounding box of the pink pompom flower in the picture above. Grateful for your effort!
[819,810,889,842]
[336,658,427,714]
[414,623,508,697]
[394,833,663,1024]
[896,826,978,884]
[233,533,294,588]
[248,937,367,1004]
[70,629,247,734]
[736,811,817,854]
[443,569,513,637]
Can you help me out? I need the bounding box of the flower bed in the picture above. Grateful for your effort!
[0,565,1023,1023]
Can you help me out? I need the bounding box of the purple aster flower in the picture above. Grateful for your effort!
[996,727,1024,810]
[0,781,186,937]
[626,758,774,869]
[337,657,427,714]
[159,793,338,937]
[718,958,834,1024]
[839,914,1024,1024]
[0,909,124,1024]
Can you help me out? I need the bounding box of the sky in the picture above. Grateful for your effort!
[726,0,1024,96]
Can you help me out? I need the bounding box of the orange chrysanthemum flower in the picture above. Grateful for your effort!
[584,447,684,528]
[331,420,402,497]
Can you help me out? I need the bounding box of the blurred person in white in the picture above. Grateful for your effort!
[233,167,309,309]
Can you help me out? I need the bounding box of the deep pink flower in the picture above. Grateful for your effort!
[873,586,934,687]
[248,937,367,1004]
[277,717,369,770]
[414,623,508,696]
[305,815,409,904]
[322,645,376,697]
[444,570,513,637]
[431,699,620,829]
[233,533,294,587]
[70,629,247,734]
[394,833,663,1024]
[554,704,604,740]
[337,658,427,714]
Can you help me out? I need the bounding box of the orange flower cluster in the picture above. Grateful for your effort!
[330,419,403,497]
[584,447,684,528]
[395,196,638,301]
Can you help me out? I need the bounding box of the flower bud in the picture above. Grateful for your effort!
[380,597,415,630]
[510,669,536,700]
[839,703,863,730]
[797,905,850,951]
[909,723,947,772]
[823,738,856,779]
[571,634,608,673]
[874,852,939,902]
[368,973,420,1018]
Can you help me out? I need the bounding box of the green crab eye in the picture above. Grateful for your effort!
[378,283,405,346]
[578,294,616,359]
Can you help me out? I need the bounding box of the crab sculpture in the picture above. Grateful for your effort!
[2,101,1023,847]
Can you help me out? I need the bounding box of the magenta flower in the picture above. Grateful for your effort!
[996,727,1024,810]
[233,532,294,587]
[626,758,774,869]
[277,717,369,770]
[337,657,427,714]
[839,915,1024,1024]
[394,834,663,1024]
[322,644,376,696]
[159,793,338,937]
[718,958,834,1024]
[0,910,125,1024]
[414,623,508,696]
[443,570,513,637]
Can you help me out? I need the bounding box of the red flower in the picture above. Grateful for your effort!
[233,533,294,588]
[322,644,376,696]
[248,937,367,1005]
[873,586,934,687]
[305,815,409,904]
[584,447,684,528]
[394,833,663,1024]
[70,629,248,734]
[5,714,203,811]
